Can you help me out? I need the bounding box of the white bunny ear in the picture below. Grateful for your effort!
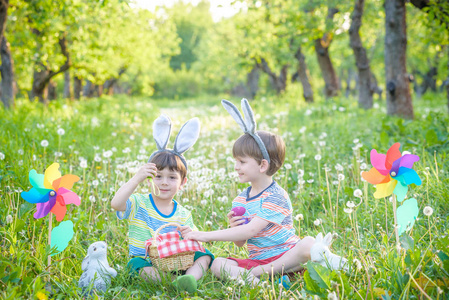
[173,118,201,154]
[221,99,248,132]
[81,255,90,271]
[153,115,172,151]
[315,232,323,243]
[241,98,256,133]
[323,233,333,246]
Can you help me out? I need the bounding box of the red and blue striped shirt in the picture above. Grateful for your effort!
[232,181,299,260]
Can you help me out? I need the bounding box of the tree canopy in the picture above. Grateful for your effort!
[0,0,448,114]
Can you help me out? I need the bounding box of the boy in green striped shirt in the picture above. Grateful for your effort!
[111,116,213,294]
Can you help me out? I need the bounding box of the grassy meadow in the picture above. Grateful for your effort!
[1,94,448,299]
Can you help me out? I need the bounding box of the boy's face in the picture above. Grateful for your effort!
[234,156,263,183]
[151,167,187,202]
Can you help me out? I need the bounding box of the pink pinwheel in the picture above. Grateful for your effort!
[21,163,81,221]
[362,143,421,202]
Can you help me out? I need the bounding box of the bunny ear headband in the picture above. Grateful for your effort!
[148,114,200,170]
[221,98,270,163]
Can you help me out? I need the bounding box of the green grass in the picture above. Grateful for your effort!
[0,93,448,299]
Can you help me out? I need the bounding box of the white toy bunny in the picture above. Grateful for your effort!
[310,233,348,272]
[78,241,117,293]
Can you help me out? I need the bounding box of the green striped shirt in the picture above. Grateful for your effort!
[117,193,196,257]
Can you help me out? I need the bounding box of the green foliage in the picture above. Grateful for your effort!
[8,0,179,95]
[166,1,213,71]
[0,93,448,298]
[4,0,449,100]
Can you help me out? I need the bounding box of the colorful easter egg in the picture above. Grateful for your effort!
[231,206,246,216]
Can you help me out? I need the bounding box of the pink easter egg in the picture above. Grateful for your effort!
[231,206,246,216]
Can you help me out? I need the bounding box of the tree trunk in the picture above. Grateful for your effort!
[447,46,449,113]
[103,67,127,96]
[1,35,14,108]
[48,80,57,100]
[349,0,373,109]
[258,58,288,94]
[97,84,103,97]
[103,79,114,95]
[384,0,414,119]
[246,64,260,99]
[31,66,49,103]
[74,76,81,99]
[294,46,313,102]
[370,71,383,99]
[30,34,71,104]
[314,8,340,98]
[63,70,72,99]
[83,79,93,97]
[314,36,340,98]
[344,69,356,98]
[0,0,9,43]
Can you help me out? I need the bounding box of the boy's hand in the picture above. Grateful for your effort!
[178,226,192,238]
[184,231,209,242]
[133,163,158,183]
[227,211,246,228]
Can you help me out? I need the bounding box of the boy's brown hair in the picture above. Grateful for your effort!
[149,151,187,180]
[232,130,285,176]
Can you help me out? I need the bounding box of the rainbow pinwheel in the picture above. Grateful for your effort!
[362,143,422,202]
[21,163,81,222]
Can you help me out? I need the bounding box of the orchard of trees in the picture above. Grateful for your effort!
[0,0,448,119]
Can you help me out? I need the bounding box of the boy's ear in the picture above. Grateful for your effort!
[179,177,187,189]
[259,159,270,173]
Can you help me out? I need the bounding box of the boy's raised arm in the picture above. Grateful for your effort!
[111,163,157,211]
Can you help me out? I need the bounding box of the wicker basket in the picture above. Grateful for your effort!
[146,222,195,271]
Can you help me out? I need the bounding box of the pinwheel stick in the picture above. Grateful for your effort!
[48,212,52,267]
[391,194,400,250]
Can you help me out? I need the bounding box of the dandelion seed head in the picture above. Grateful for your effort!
[80,160,88,168]
[344,207,353,214]
[103,150,113,158]
[40,140,49,147]
[353,189,363,197]
[353,258,362,270]
[57,128,65,135]
[328,291,337,300]
[423,206,433,216]
[295,214,304,221]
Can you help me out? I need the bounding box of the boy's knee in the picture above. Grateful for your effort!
[299,236,315,259]
[210,257,226,276]
[302,236,315,248]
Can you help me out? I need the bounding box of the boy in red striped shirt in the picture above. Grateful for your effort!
[184,129,315,285]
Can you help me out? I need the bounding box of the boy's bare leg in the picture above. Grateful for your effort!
[211,257,259,285]
[186,256,211,280]
[251,236,315,277]
[140,266,161,281]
